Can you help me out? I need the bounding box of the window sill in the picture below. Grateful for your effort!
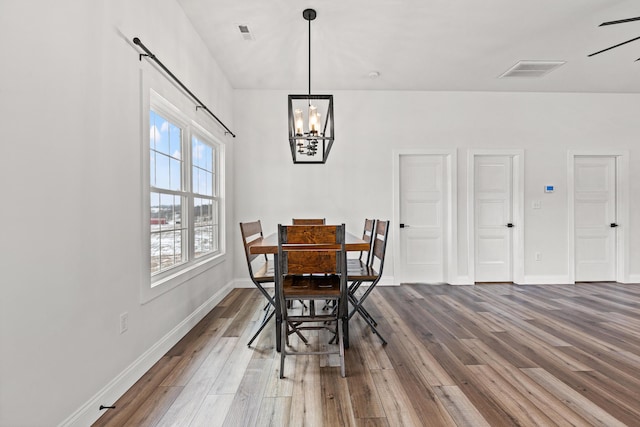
[141,252,226,304]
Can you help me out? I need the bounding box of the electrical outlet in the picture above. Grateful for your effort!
[535,252,541,261]
[119,312,129,334]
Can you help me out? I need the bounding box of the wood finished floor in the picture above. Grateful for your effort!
[92,282,640,427]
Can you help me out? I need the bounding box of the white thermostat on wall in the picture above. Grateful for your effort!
[544,185,554,193]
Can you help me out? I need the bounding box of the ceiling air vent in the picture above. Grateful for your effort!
[238,24,254,41]
[499,60,566,78]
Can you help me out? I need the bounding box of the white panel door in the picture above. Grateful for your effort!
[399,155,446,283]
[474,156,513,282]
[575,157,616,281]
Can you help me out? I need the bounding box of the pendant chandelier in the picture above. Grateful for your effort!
[288,9,334,164]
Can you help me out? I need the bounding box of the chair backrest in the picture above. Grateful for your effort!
[357,218,376,263]
[291,218,326,225]
[239,220,267,278]
[370,220,390,276]
[278,224,345,275]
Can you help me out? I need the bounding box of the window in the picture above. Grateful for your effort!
[192,136,219,258]
[149,94,223,284]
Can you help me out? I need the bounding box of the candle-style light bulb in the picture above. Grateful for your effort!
[308,105,318,135]
[294,109,304,136]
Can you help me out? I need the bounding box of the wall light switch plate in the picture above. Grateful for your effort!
[532,200,542,209]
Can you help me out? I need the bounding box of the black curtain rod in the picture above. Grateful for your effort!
[133,37,236,138]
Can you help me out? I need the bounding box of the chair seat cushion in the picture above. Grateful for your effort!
[283,274,341,298]
[254,260,275,282]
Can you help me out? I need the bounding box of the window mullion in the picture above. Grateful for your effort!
[185,127,195,262]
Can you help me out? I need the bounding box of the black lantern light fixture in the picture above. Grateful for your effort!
[288,9,334,164]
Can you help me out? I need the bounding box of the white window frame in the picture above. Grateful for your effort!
[141,89,226,303]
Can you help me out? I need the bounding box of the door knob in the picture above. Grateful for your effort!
[506,223,514,228]
[400,224,409,228]
[610,223,619,228]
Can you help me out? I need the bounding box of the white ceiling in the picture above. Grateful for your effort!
[176,0,640,93]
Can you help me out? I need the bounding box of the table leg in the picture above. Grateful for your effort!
[340,283,350,349]
[274,253,282,353]
[342,314,349,349]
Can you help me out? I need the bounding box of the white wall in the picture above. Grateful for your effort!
[1,1,639,425]
[0,1,235,426]
[233,90,640,283]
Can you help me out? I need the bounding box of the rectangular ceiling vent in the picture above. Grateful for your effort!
[238,24,254,41]
[499,60,566,78]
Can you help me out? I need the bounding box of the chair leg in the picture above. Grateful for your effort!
[349,292,376,325]
[357,306,387,345]
[283,299,309,345]
[287,321,309,345]
[247,307,275,347]
[280,320,287,378]
[370,323,387,345]
[348,280,363,295]
[328,311,339,345]
[348,284,387,345]
[261,303,274,323]
[354,304,377,326]
[338,318,345,377]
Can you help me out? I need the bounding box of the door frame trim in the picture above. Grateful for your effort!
[467,149,525,284]
[568,150,629,283]
[392,149,457,284]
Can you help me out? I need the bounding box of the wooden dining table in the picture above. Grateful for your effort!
[249,230,369,352]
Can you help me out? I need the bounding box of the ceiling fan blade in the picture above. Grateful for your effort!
[600,16,640,27]
[588,35,640,57]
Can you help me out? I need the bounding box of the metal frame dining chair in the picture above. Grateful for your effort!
[239,220,276,347]
[277,224,347,378]
[346,219,390,345]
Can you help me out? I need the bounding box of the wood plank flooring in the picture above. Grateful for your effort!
[92,283,640,426]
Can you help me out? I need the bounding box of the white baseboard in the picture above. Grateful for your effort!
[518,275,573,285]
[376,276,397,286]
[58,281,234,427]
[626,274,640,284]
[441,275,574,286]
[450,276,473,285]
